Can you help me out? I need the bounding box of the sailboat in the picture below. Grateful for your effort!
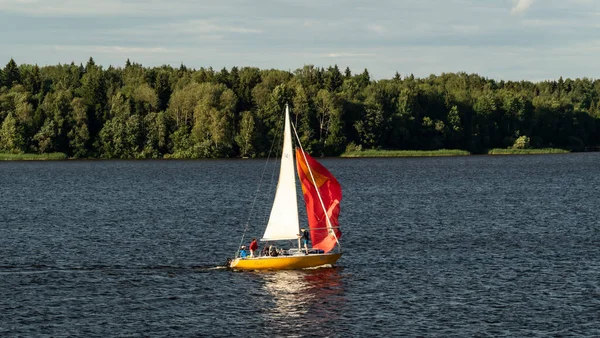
[228,105,343,270]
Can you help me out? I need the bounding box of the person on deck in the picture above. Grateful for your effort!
[300,229,310,254]
[239,246,248,258]
[261,245,270,256]
[249,238,258,258]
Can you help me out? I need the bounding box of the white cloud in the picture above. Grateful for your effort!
[522,18,600,28]
[0,0,223,17]
[366,24,387,34]
[511,0,535,15]
[451,24,480,34]
[303,20,315,27]
[51,45,179,54]
[2,0,600,81]
[0,0,136,16]
[170,20,263,35]
[325,52,376,58]
[558,39,600,54]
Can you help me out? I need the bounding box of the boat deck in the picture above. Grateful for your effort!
[229,251,342,270]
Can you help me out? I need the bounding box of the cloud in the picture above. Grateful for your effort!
[2,0,600,81]
[0,0,226,17]
[303,20,316,27]
[451,25,480,34]
[366,24,387,34]
[511,0,535,15]
[0,0,136,16]
[170,20,262,35]
[522,17,600,28]
[325,52,376,58]
[50,45,179,54]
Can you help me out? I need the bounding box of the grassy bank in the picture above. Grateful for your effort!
[487,148,570,155]
[0,152,68,160]
[341,149,470,157]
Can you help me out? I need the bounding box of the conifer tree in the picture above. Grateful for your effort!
[155,71,172,112]
[344,66,352,79]
[4,58,21,88]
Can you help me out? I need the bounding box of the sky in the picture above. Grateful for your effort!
[0,0,599,81]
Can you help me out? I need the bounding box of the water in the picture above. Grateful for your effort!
[1,154,599,337]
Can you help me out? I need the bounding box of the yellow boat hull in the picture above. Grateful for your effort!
[229,253,342,270]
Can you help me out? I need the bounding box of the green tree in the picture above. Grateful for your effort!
[33,119,57,153]
[131,83,159,116]
[155,70,172,111]
[314,89,340,151]
[1,58,600,158]
[294,65,320,93]
[291,84,315,152]
[36,89,72,153]
[79,59,107,151]
[190,83,237,157]
[323,103,346,155]
[472,92,498,150]
[512,135,531,149]
[142,111,169,157]
[235,110,256,157]
[98,114,142,158]
[326,65,343,92]
[389,87,419,148]
[22,65,42,95]
[98,93,143,158]
[0,112,25,153]
[354,101,385,148]
[344,66,352,79]
[4,58,21,88]
[0,85,36,150]
[446,105,463,146]
[68,98,90,158]
[215,67,231,87]
[167,82,204,128]
[169,125,194,158]
[356,69,370,88]
[237,67,261,111]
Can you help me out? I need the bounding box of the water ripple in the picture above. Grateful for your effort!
[1,155,600,336]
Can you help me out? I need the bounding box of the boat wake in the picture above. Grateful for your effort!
[0,263,229,274]
[302,264,334,270]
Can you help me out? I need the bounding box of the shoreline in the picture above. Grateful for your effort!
[486,148,570,155]
[341,148,572,158]
[0,153,69,161]
[341,149,470,158]
[0,148,590,161]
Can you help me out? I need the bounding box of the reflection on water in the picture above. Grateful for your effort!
[259,268,346,336]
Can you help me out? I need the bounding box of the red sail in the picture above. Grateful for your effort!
[296,149,342,253]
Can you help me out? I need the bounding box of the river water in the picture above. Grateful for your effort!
[1,154,599,337]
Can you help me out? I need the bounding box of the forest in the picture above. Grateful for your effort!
[0,57,599,158]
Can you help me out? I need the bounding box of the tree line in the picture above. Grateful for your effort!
[1,57,599,158]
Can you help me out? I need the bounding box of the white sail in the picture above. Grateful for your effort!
[261,105,300,241]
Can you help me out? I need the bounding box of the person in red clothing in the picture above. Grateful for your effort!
[249,238,258,258]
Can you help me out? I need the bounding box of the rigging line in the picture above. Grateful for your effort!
[235,109,284,258]
[290,114,342,250]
